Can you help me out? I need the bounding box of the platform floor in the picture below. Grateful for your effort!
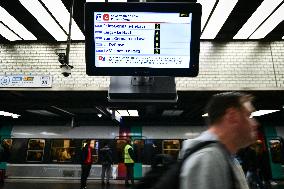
[0,179,283,189]
[0,180,131,189]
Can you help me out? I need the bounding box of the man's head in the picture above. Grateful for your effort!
[205,92,258,150]
[86,139,95,149]
[126,138,131,145]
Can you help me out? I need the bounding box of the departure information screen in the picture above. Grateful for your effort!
[94,12,192,68]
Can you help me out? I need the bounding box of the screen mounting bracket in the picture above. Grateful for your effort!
[108,76,177,103]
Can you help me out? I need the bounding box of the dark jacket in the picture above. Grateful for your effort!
[100,145,113,165]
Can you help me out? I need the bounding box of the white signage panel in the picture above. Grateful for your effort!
[0,75,52,88]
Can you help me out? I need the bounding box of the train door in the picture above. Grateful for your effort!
[264,126,284,180]
[267,138,284,180]
[116,139,127,179]
[0,126,12,171]
[133,139,144,179]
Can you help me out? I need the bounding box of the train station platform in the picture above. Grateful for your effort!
[0,179,284,189]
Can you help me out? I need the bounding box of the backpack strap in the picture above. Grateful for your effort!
[181,141,217,161]
[181,141,236,189]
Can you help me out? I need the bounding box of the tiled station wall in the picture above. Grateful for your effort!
[0,41,284,90]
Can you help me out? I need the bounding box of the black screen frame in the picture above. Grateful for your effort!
[85,2,201,76]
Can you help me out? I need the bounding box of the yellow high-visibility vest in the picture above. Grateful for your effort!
[124,144,134,163]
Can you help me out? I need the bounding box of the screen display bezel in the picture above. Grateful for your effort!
[85,2,201,76]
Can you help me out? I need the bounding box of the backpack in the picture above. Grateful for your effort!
[101,147,113,165]
[135,141,217,189]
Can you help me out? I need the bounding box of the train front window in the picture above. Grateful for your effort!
[26,139,45,162]
[269,139,283,164]
[51,139,76,163]
[162,140,180,159]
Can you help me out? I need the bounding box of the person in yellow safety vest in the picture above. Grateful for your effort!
[124,139,135,187]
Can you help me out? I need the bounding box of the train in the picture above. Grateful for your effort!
[0,125,283,181]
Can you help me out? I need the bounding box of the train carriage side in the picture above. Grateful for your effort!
[2,126,206,180]
[1,125,283,181]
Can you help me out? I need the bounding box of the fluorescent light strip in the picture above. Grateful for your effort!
[19,0,67,41]
[108,0,127,2]
[201,0,238,39]
[0,22,21,41]
[0,111,21,119]
[86,0,106,2]
[197,0,216,31]
[41,0,84,40]
[202,113,208,117]
[251,110,280,117]
[0,6,36,40]
[128,110,139,117]
[249,3,284,39]
[117,110,129,116]
[234,0,283,39]
[86,0,127,1]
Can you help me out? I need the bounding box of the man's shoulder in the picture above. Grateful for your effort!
[181,140,229,166]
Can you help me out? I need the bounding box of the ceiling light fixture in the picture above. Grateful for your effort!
[19,0,67,41]
[249,3,284,39]
[202,113,208,117]
[116,110,138,117]
[234,0,283,39]
[0,111,21,119]
[85,0,105,2]
[108,0,128,2]
[201,0,238,39]
[116,110,130,117]
[251,110,280,117]
[41,0,84,40]
[0,6,36,40]
[127,110,139,117]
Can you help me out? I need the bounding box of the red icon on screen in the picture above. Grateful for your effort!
[99,56,105,61]
[103,14,109,21]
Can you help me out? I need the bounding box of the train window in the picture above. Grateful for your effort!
[26,139,45,162]
[1,139,13,162]
[2,139,13,148]
[143,140,162,164]
[51,139,76,163]
[162,140,180,159]
[269,139,283,164]
[81,139,99,163]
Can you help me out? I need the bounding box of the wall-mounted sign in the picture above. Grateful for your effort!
[0,75,52,88]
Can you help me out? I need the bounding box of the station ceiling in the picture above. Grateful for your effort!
[0,90,283,126]
[0,0,283,43]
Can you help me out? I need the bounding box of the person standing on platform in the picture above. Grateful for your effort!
[124,139,135,187]
[179,92,259,189]
[80,140,94,189]
[100,142,113,185]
